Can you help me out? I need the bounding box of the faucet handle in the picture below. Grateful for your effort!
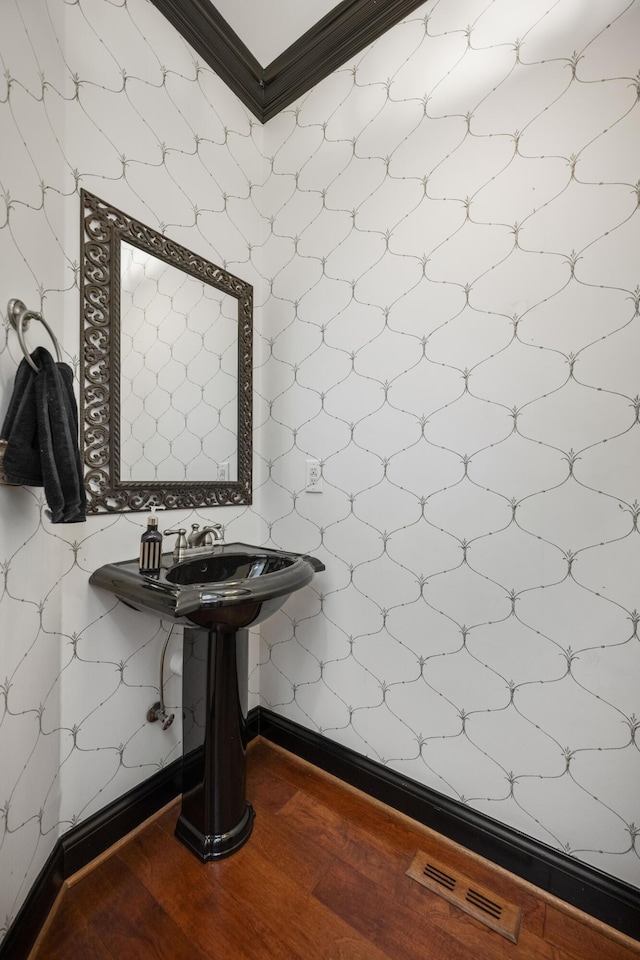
[164,528,188,561]
[201,523,224,545]
[186,523,223,547]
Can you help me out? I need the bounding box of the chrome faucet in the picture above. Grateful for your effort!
[188,523,224,548]
[164,524,224,562]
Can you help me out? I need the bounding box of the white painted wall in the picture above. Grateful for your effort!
[1,0,639,946]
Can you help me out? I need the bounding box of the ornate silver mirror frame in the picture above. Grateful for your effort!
[80,190,252,512]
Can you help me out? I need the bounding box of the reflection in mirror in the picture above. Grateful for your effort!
[119,242,238,483]
[80,191,252,512]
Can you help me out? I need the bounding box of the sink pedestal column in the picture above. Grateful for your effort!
[175,625,255,860]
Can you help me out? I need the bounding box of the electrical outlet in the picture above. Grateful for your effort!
[305,459,323,493]
[217,462,229,482]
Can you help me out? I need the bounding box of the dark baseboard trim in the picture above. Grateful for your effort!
[61,757,184,877]
[0,843,65,960]
[257,708,640,942]
[0,757,184,960]
[148,0,427,122]
[246,704,261,741]
[3,705,638,959]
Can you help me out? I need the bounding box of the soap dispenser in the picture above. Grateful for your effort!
[139,509,163,576]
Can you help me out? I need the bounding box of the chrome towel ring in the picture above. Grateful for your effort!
[8,298,63,372]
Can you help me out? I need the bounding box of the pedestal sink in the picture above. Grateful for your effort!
[90,543,324,861]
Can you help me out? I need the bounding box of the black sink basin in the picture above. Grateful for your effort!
[166,552,295,586]
[90,542,324,629]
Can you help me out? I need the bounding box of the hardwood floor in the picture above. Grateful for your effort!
[31,739,640,960]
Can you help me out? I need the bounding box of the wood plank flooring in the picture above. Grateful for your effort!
[31,739,640,960]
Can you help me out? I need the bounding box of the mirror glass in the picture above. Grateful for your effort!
[119,242,239,483]
[80,191,252,512]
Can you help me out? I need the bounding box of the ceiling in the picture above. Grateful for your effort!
[212,0,341,66]
[149,0,426,122]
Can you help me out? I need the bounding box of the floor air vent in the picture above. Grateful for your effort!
[406,851,522,943]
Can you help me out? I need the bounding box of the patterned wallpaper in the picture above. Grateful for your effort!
[256,0,640,891]
[0,0,264,940]
[1,0,639,945]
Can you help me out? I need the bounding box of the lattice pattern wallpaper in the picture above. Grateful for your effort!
[256,0,640,889]
[1,0,639,944]
[0,0,264,939]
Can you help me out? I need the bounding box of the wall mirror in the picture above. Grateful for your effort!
[80,190,252,512]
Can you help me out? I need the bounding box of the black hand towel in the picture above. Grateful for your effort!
[1,347,86,523]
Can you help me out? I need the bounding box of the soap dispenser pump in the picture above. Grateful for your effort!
[139,508,163,576]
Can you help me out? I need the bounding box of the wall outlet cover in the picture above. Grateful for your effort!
[305,459,323,493]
